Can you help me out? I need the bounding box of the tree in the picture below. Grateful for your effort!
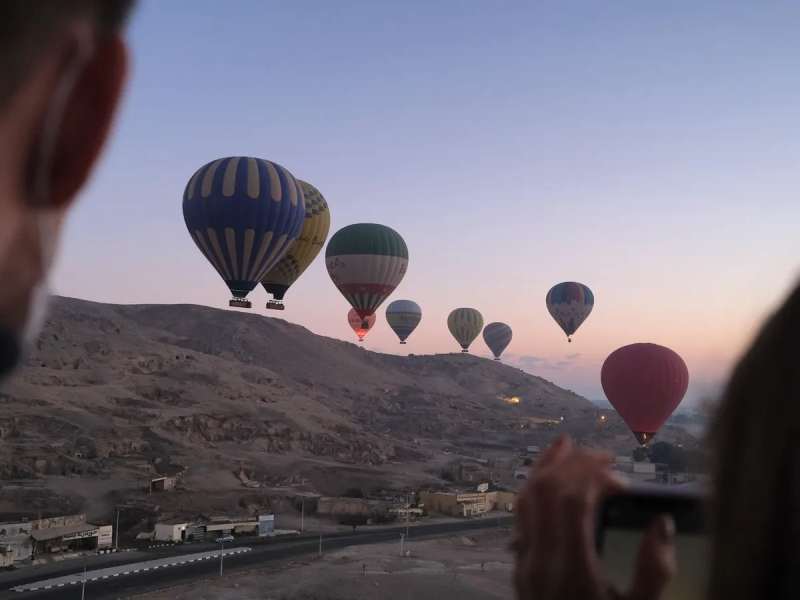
[342,487,364,498]
[649,442,688,472]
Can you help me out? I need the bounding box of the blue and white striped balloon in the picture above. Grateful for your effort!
[183,156,306,307]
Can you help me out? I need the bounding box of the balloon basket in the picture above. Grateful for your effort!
[266,300,285,311]
[461,349,469,353]
[399,341,407,345]
[229,298,251,309]
[493,357,501,361]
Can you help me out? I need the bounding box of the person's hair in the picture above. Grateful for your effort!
[707,282,800,599]
[0,0,136,107]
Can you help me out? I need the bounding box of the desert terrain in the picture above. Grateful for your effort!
[136,528,514,600]
[0,297,698,529]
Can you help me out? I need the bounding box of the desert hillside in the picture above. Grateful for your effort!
[0,297,696,520]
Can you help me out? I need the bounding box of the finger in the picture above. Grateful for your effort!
[536,434,572,469]
[514,436,574,551]
[628,515,676,600]
[557,456,630,577]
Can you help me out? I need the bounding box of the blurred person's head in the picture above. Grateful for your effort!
[0,1,134,375]
[708,282,800,599]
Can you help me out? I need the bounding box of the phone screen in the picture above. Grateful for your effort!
[601,527,709,600]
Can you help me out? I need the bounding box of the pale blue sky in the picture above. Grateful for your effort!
[54,1,800,404]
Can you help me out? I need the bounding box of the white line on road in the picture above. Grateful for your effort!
[10,547,253,592]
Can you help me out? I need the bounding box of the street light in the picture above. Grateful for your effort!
[80,556,87,600]
[218,535,234,576]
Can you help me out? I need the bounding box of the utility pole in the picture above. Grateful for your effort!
[219,540,224,576]
[318,533,322,556]
[405,493,410,540]
[300,498,305,533]
[400,533,405,557]
[114,507,121,550]
[80,557,87,600]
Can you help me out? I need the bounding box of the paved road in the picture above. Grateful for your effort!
[3,516,513,599]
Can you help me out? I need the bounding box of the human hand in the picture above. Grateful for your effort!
[513,435,676,600]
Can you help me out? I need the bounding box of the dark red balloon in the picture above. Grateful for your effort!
[601,343,689,445]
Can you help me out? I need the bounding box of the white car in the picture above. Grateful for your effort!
[218,535,235,543]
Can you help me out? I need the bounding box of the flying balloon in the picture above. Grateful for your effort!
[386,300,422,344]
[447,308,484,353]
[546,282,594,342]
[262,180,331,310]
[326,223,408,320]
[348,309,375,342]
[183,157,306,308]
[483,322,512,361]
[601,343,689,445]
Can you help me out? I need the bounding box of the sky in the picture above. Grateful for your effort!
[53,0,800,406]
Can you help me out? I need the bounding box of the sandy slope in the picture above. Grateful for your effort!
[0,297,696,520]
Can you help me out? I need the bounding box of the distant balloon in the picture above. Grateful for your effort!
[601,343,689,446]
[326,224,408,319]
[448,308,484,353]
[546,282,594,342]
[348,309,376,342]
[386,300,422,344]
[183,157,306,308]
[262,180,331,310]
[483,322,512,361]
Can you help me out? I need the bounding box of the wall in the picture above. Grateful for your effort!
[0,522,32,538]
[317,497,387,516]
[97,525,113,547]
[32,514,85,531]
[154,523,185,542]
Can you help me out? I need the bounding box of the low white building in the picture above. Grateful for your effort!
[97,525,113,548]
[633,462,656,475]
[154,522,188,543]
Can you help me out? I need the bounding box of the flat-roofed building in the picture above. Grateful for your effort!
[154,521,188,543]
[31,521,101,554]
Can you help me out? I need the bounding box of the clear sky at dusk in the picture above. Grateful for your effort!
[53,1,800,405]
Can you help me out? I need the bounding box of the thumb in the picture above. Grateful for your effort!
[628,515,676,600]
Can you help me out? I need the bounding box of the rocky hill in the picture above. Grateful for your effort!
[0,297,696,520]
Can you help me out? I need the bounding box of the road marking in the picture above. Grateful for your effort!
[10,547,253,592]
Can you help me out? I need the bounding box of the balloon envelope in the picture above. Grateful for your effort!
[348,308,376,342]
[546,282,594,341]
[601,343,689,445]
[448,308,484,352]
[183,157,306,306]
[386,299,422,344]
[483,322,512,360]
[326,223,408,319]
[262,180,331,306]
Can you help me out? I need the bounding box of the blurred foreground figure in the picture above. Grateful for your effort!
[0,1,134,378]
[514,283,800,600]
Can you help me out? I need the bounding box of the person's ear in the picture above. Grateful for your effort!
[47,34,128,209]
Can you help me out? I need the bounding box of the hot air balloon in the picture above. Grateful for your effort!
[448,308,483,353]
[483,322,512,361]
[326,224,408,320]
[261,180,331,310]
[183,157,306,308]
[601,343,689,445]
[348,309,376,342]
[386,300,422,344]
[546,282,594,342]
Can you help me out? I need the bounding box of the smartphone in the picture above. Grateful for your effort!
[597,483,709,600]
